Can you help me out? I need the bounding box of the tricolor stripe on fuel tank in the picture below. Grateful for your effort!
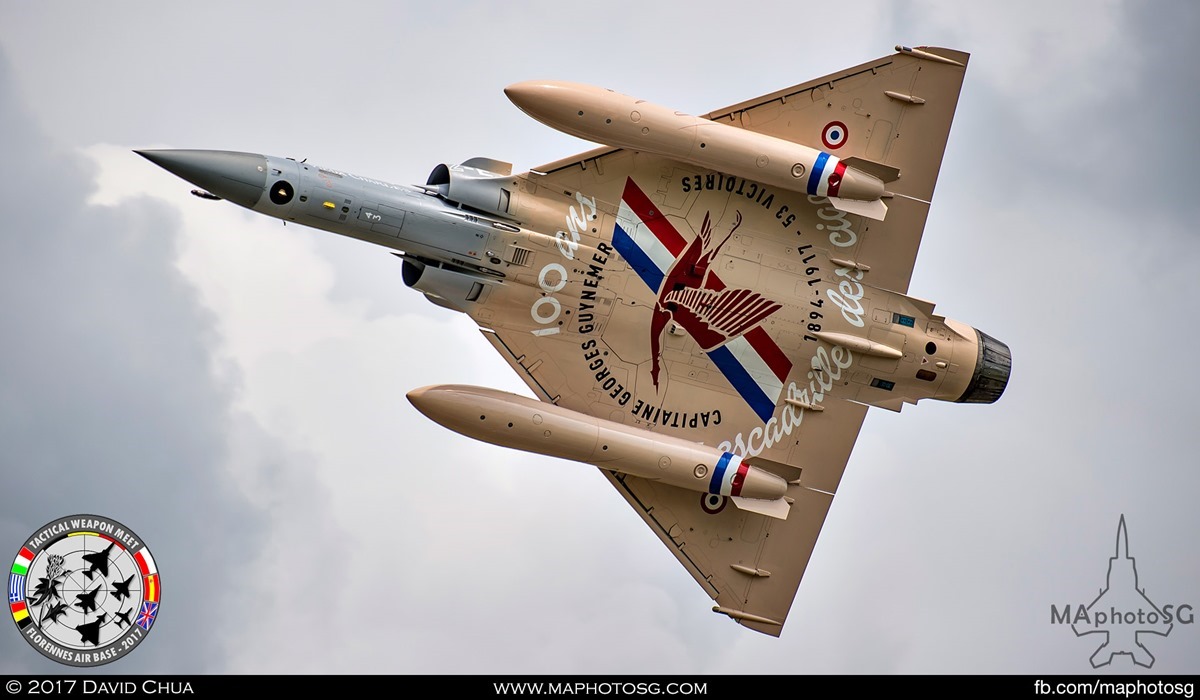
[614,178,792,422]
[708,452,751,497]
[807,152,847,198]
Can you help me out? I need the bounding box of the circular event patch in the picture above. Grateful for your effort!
[8,514,160,666]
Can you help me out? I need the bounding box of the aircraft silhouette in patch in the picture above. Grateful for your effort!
[110,574,135,601]
[74,584,101,614]
[75,614,107,646]
[81,542,114,581]
[113,608,133,629]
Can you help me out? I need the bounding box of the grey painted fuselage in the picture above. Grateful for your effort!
[136,149,510,280]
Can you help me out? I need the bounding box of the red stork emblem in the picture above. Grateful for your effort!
[648,211,782,388]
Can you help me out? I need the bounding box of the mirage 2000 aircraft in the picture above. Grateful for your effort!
[139,45,1009,636]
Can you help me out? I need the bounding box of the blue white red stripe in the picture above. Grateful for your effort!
[614,180,686,292]
[806,152,847,198]
[613,178,792,422]
[708,452,750,496]
[708,335,788,422]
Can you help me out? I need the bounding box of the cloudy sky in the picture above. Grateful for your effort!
[1,0,1197,675]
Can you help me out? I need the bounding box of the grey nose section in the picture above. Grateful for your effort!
[135,149,268,208]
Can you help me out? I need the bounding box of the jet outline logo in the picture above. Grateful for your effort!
[1050,515,1194,669]
[612,178,792,422]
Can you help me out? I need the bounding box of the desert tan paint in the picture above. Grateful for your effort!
[138,46,1008,637]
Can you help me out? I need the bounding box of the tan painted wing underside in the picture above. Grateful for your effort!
[484,48,967,635]
[485,325,867,635]
[536,46,969,294]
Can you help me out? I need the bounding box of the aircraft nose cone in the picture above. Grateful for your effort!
[405,385,445,421]
[503,81,575,115]
[135,149,268,208]
[503,81,542,114]
[502,81,537,103]
[406,385,432,409]
[406,384,478,427]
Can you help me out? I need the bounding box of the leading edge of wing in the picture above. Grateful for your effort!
[530,46,968,176]
[700,46,968,122]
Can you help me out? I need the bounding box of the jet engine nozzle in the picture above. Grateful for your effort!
[957,329,1011,404]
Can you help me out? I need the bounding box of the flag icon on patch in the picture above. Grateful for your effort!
[8,573,24,603]
[136,601,158,631]
[134,547,157,577]
[11,601,31,630]
[613,177,793,422]
[143,574,159,604]
[11,547,33,576]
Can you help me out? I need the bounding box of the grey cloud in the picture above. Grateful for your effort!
[0,52,273,673]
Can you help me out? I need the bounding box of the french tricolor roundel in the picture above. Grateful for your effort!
[821,121,848,150]
[700,493,727,515]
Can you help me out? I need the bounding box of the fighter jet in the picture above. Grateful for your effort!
[113,608,132,629]
[138,45,1009,635]
[75,614,106,646]
[81,542,113,581]
[110,574,135,602]
[74,584,101,614]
